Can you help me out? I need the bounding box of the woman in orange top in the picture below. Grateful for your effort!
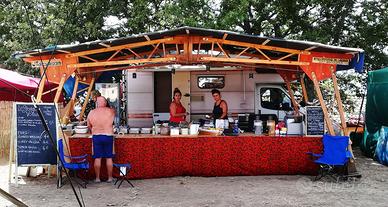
[169,88,187,124]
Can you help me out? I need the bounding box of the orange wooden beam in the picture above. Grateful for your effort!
[202,37,310,55]
[299,51,354,81]
[67,37,174,58]
[68,57,176,68]
[201,57,309,66]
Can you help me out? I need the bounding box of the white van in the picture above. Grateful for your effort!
[125,69,295,128]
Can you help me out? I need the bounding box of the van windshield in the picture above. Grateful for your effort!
[260,87,292,111]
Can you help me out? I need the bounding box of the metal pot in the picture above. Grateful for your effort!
[160,126,170,135]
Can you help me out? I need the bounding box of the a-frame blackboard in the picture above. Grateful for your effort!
[306,106,325,136]
[13,103,58,166]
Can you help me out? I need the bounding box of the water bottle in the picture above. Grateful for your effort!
[233,120,239,135]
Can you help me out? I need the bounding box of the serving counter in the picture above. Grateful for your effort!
[67,133,322,180]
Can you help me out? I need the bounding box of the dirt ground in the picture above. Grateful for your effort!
[1,148,387,207]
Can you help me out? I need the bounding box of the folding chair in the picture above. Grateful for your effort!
[308,134,353,182]
[57,139,90,188]
[113,163,134,188]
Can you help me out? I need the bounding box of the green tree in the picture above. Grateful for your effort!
[160,0,217,29]
[0,0,113,75]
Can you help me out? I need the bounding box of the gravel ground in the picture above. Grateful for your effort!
[1,148,387,207]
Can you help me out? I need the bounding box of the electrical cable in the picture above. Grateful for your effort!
[0,187,28,207]
[353,91,365,135]
[31,97,84,207]
[19,0,56,97]
[41,59,88,207]
[0,79,32,98]
[19,1,85,206]
[353,70,368,135]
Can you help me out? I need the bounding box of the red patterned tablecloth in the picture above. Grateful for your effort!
[68,135,322,180]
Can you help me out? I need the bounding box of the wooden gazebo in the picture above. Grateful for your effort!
[15,27,364,136]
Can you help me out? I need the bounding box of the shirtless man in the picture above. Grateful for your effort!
[87,96,115,182]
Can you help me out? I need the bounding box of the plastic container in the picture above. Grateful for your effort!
[170,127,180,136]
[141,128,152,134]
[254,120,263,135]
[189,124,200,135]
[160,126,170,135]
[129,128,140,134]
[215,119,225,129]
[181,128,189,135]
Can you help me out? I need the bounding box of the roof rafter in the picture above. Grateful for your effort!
[202,37,310,55]
[201,57,309,66]
[67,37,174,57]
[68,57,176,68]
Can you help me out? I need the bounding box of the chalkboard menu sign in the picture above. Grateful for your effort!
[306,106,325,136]
[14,103,58,166]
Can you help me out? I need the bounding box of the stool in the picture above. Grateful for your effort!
[112,163,134,188]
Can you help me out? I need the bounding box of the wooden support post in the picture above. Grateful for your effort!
[300,74,309,103]
[62,76,79,124]
[76,87,89,94]
[284,78,299,115]
[311,72,335,135]
[331,69,348,136]
[79,78,95,121]
[71,76,79,101]
[331,69,359,174]
[8,108,15,183]
[36,75,46,102]
[42,87,59,96]
[54,74,66,103]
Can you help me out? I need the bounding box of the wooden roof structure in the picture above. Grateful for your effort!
[16,27,364,83]
[16,27,365,136]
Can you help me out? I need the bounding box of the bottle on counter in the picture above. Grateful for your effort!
[254,119,263,135]
[152,125,156,135]
[233,120,239,135]
[267,116,276,136]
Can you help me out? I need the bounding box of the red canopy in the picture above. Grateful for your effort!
[0,68,62,102]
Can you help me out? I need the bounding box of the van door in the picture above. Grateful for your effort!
[255,84,293,121]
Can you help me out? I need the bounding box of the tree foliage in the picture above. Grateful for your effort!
[1,0,386,72]
[0,0,386,114]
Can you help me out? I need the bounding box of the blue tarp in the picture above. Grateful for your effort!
[63,76,88,98]
[376,127,388,165]
[336,52,365,73]
[63,71,122,98]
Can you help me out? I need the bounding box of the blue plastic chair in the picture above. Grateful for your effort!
[57,139,89,188]
[308,134,353,182]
